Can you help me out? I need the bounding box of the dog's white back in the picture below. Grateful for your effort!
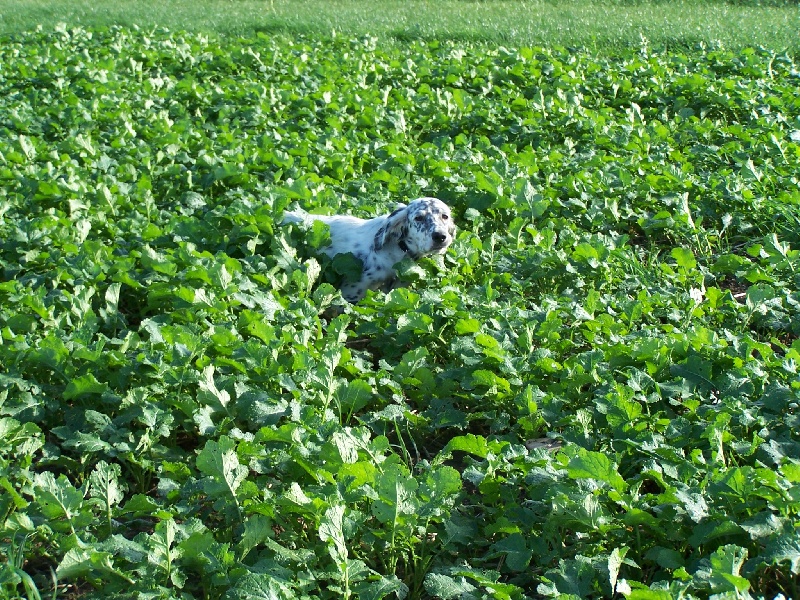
[284,197,455,302]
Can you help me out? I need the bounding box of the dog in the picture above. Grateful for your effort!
[283,197,455,302]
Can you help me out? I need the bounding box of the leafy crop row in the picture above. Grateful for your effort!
[1,25,799,599]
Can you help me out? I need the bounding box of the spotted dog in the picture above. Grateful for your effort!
[283,197,455,302]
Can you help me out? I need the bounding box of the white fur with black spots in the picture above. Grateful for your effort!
[283,197,455,302]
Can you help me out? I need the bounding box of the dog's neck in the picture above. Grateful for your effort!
[397,238,420,260]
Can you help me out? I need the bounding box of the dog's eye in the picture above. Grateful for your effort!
[414,215,425,222]
[441,214,449,220]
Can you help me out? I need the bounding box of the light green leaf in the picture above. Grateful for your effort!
[197,365,231,411]
[334,379,374,417]
[63,373,109,400]
[88,460,125,536]
[224,572,297,600]
[671,247,696,270]
[196,436,248,520]
[607,547,628,594]
[442,434,490,458]
[539,556,596,598]
[424,572,477,599]
[566,448,627,493]
[143,518,186,587]
[455,318,481,334]
[760,534,800,574]
[352,574,409,600]
[32,472,87,527]
[238,514,273,561]
[418,465,462,519]
[56,547,134,584]
[372,463,418,526]
[674,487,709,523]
[318,503,348,564]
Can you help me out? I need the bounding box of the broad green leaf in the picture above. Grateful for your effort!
[352,574,409,600]
[674,487,709,523]
[142,518,186,588]
[238,514,273,560]
[197,365,231,411]
[63,373,109,400]
[644,546,685,570]
[32,472,91,531]
[693,544,750,594]
[0,417,42,459]
[179,529,234,584]
[224,572,297,600]
[318,503,348,564]
[337,460,378,489]
[330,252,363,283]
[607,547,628,594]
[759,533,800,574]
[669,355,715,394]
[0,476,28,510]
[740,511,784,539]
[671,247,696,270]
[514,177,550,217]
[372,463,418,526]
[418,465,462,519]
[18,134,36,160]
[88,460,125,536]
[120,494,171,519]
[455,318,481,334]
[307,220,331,249]
[538,556,596,598]
[490,533,532,572]
[196,436,248,520]
[745,283,777,313]
[566,449,627,493]
[424,572,477,599]
[442,434,490,459]
[333,379,374,417]
[622,588,676,600]
[56,547,134,584]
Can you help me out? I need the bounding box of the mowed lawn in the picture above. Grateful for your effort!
[1,0,799,51]
[1,2,799,600]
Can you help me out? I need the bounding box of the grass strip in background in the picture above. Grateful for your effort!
[0,0,799,52]
[1,25,799,599]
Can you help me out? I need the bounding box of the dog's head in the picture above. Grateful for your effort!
[374,197,455,258]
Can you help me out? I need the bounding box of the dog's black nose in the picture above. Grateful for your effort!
[432,232,448,244]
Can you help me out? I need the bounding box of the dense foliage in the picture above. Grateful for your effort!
[1,25,799,599]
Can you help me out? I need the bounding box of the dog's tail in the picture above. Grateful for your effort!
[281,210,308,225]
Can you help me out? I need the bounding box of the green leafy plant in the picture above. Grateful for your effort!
[1,25,799,600]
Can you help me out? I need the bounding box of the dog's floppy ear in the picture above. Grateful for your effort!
[373,203,408,250]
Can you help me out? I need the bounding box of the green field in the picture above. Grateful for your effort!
[1,4,800,600]
[1,0,800,51]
